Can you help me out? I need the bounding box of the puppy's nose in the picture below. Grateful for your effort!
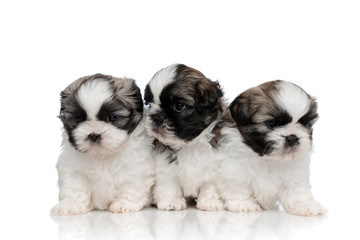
[285,134,299,146]
[151,114,164,125]
[88,133,101,143]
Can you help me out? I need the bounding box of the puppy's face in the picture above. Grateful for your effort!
[230,80,318,160]
[59,74,143,155]
[144,64,224,146]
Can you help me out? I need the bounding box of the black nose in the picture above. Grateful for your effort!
[285,134,299,146]
[151,114,164,125]
[88,133,101,143]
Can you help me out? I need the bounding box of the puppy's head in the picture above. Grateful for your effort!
[230,80,318,160]
[144,64,224,147]
[59,74,143,155]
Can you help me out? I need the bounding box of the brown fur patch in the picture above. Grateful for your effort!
[230,80,281,125]
[209,110,234,148]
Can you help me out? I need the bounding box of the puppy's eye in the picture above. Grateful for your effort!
[173,103,186,112]
[298,118,310,128]
[265,119,279,129]
[106,115,118,123]
[74,117,86,124]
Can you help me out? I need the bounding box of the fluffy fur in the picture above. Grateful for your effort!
[217,80,326,216]
[51,74,154,216]
[144,64,226,211]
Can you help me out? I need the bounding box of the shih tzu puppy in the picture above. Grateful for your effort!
[51,73,154,216]
[144,64,226,211]
[217,80,326,216]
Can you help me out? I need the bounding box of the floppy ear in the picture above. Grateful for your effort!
[229,87,262,126]
[60,91,68,99]
[127,80,143,113]
[195,79,223,113]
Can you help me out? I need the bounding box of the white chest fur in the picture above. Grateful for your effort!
[54,122,154,213]
[173,143,219,197]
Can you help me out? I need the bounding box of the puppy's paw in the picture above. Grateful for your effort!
[197,199,224,211]
[156,198,187,211]
[286,201,327,216]
[109,199,145,213]
[51,200,90,216]
[226,199,262,213]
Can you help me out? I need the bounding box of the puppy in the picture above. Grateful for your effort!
[217,80,326,216]
[144,64,226,211]
[51,74,154,216]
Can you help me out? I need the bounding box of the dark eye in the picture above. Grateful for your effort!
[265,119,279,129]
[298,118,310,128]
[74,117,85,124]
[106,115,118,123]
[173,103,186,112]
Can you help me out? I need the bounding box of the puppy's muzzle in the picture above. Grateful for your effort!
[87,133,101,143]
[285,134,299,147]
[151,113,165,126]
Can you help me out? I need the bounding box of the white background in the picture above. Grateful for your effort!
[1,0,359,239]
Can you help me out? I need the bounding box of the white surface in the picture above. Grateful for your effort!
[51,208,327,240]
[1,0,359,239]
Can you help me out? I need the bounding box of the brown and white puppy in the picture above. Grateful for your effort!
[144,64,226,211]
[51,74,154,216]
[217,80,326,216]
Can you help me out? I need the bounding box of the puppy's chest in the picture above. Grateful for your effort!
[172,148,217,192]
[81,157,123,183]
[251,164,288,198]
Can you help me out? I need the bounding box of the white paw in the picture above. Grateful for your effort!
[197,199,224,211]
[51,200,90,216]
[226,200,262,213]
[286,201,327,216]
[109,199,145,213]
[156,198,187,211]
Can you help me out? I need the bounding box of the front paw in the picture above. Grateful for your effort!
[197,199,224,211]
[51,200,90,216]
[156,198,187,211]
[225,199,262,213]
[286,201,327,216]
[109,199,145,213]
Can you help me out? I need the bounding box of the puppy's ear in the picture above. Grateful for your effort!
[59,91,67,118]
[230,87,263,126]
[60,91,67,99]
[129,81,144,113]
[195,79,223,113]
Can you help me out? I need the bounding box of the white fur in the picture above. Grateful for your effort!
[276,81,311,121]
[217,82,326,216]
[51,119,154,216]
[77,79,114,119]
[217,126,326,216]
[72,121,129,155]
[152,121,224,211]
[148,64,177,104]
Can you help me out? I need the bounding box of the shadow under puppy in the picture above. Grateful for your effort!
[144,64,226,211]
[217,80,326,216]
[51,74,154,216]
